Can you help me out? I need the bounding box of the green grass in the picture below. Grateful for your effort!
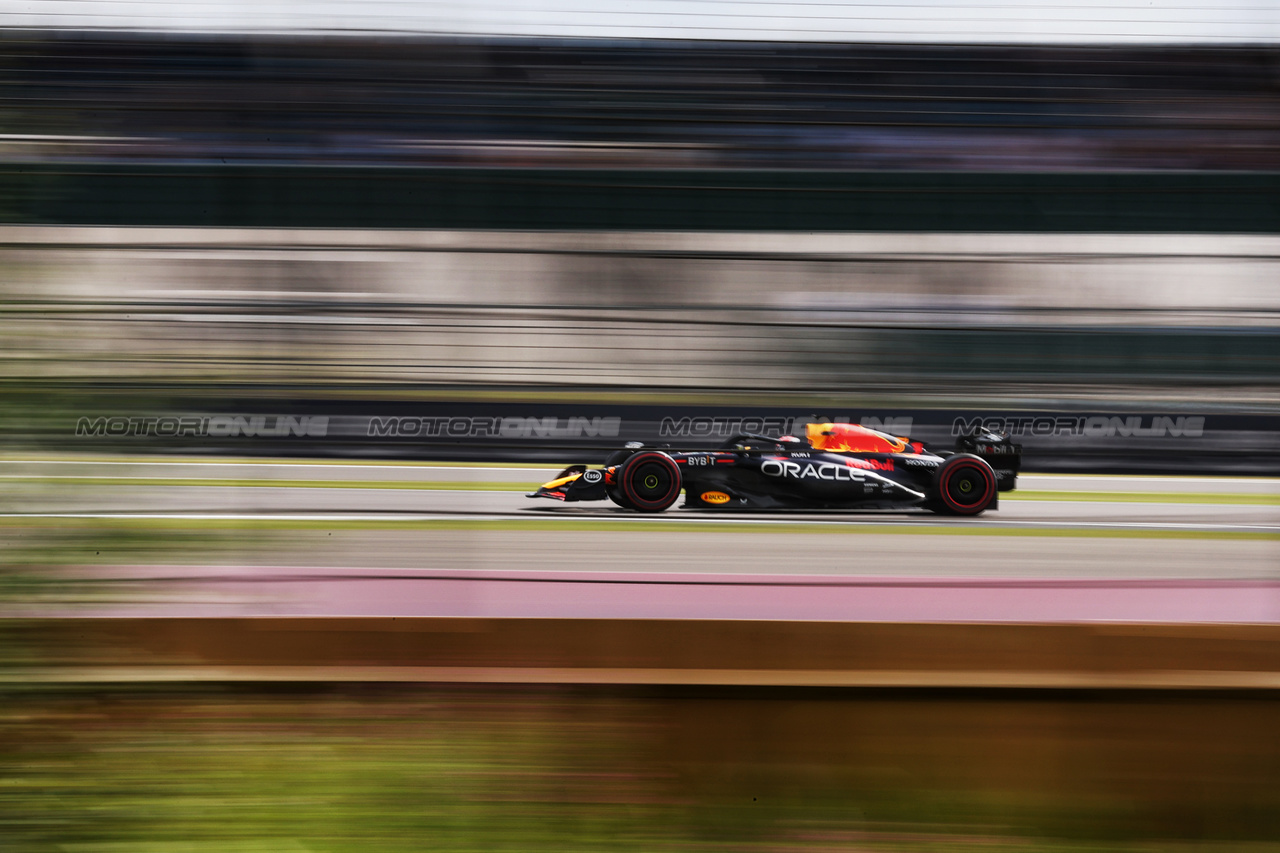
[0,521,274,605]
[2,685,1278,852]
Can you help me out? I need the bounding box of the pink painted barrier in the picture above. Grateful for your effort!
[37,568,1280,623]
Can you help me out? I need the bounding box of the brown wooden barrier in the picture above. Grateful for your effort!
[6,619,1280,688]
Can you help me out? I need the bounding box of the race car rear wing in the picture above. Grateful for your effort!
[955,427,1022,491]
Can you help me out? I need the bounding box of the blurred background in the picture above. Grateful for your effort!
[1,3,1279,852]
[1,28,1278,414]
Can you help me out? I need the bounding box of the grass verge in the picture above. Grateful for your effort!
[1,684,1277,852]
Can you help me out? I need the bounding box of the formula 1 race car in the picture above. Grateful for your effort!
[528,422,1021,516]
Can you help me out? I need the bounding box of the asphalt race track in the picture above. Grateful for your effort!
[2,461,1277,532]
[2,459,1276,622]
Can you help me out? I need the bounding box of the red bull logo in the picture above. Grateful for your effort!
[846,458,894,471]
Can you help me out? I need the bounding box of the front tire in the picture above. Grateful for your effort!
[932,454,998,516]
[606,482,635,509]
[617,451,683,513]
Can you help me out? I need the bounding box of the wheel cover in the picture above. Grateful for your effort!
[940,460,995,513]
[632,462,673,501]
[621,452,681,511]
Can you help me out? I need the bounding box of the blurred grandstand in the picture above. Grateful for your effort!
[1,33,1278,171]
[0,23,1276,446]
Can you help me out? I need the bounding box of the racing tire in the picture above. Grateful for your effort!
[603,445,644,508]
[617,450,683,513]
[932,454,998,516]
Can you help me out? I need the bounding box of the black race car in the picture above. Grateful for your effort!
[528,422,1021,516]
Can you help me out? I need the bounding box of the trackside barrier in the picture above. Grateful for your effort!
[61,403,1280,475]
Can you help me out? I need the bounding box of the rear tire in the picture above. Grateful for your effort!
[932,454,998,516]
[617,451,683,513]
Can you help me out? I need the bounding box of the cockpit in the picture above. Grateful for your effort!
[718,422,915,455]
[805,422,909,454]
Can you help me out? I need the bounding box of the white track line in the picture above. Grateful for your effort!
[1026,475,1280,484]
[0,511,1274,533]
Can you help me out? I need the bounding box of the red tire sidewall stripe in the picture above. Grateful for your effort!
[940,459,995,513]
[621,452,682,509]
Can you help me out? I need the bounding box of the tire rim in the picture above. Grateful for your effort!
[632,462,673,501]
[944,463,991,509]
[622,453,681,510]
